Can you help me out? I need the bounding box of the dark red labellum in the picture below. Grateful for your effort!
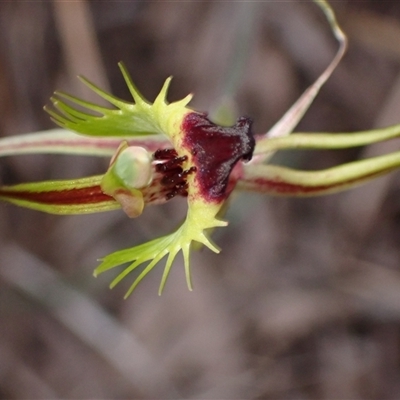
[182,112,255,202]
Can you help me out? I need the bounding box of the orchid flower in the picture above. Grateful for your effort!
[1,0,400,297]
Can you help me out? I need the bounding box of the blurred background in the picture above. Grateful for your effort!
[1,1,400,398]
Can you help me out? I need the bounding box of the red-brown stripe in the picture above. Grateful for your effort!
[0,185,113,205]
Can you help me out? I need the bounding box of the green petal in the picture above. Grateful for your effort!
[0,175,120,214]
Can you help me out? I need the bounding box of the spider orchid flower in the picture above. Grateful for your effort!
[1,0,400,297]
[0,63,255,296]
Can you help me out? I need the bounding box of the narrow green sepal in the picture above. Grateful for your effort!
[0,175,119,214]
[240,150,400,196]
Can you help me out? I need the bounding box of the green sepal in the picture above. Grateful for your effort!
[0,175,120,214]
[240,150,400,196]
